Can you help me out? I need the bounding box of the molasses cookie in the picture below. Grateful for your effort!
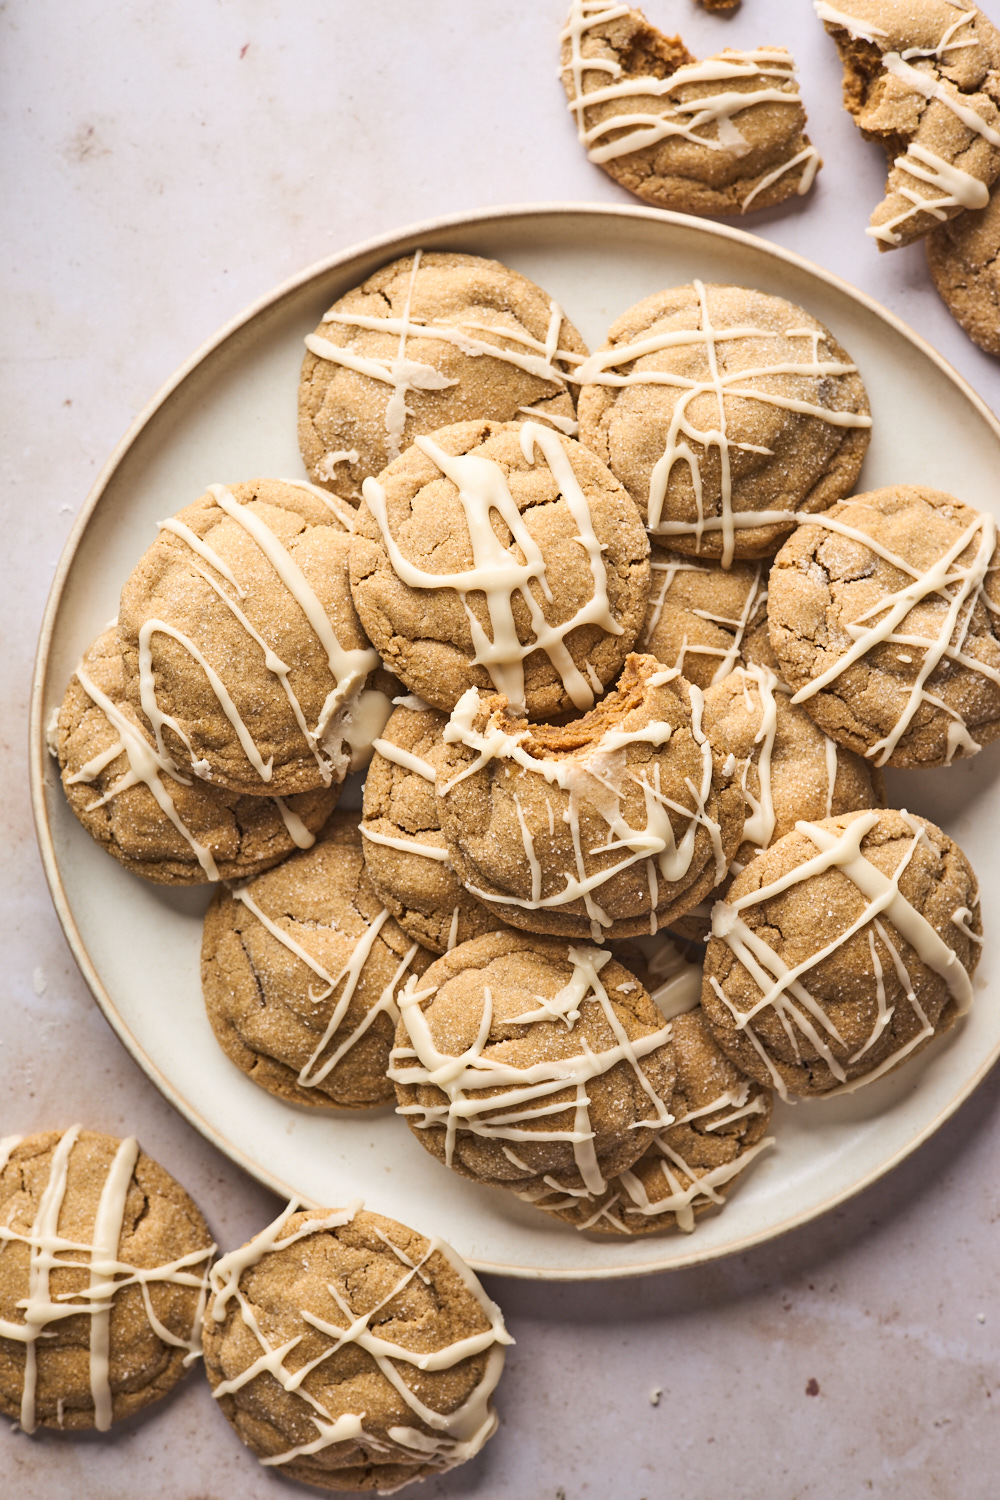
[390,931,676,1195]
[701,809,981,1099]
[204,1201,510,1492]
[0,1128,213,1432]
[816,0,1000,248]
[361,700,515,954]
[350,418,651,718]
[118,478,380,797]
[435,654,748,943]
[201,812,433,1110]
[53,628,339,884]
[926,177,1000,355]
[522,1007,773,1234]
[642,547,769,687]
[560,3,819,214]
[767,487,1000,767]
[576,282,872,565]
[299,250,588,501]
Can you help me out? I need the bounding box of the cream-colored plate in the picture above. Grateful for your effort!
[30,204,1000,1280]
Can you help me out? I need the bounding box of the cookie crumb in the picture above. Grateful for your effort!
[806,1377,820,1397]
[32,967,47,997]
[978,1313,987,1324]
[650,1386,662,1406]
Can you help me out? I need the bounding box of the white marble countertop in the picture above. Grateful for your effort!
[3,2,1000,1496]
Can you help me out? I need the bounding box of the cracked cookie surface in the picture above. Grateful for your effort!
[927,175,1000,354]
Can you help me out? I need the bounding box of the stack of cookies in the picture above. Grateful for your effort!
[51,249,990,1256]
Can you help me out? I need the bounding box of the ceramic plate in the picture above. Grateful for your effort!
[30,204,1000,1279]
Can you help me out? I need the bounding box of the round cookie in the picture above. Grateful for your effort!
[361,701,516,954]
[641,547,769,687]
[53,628,339,884]
[560,5,819,215]
[0,1128,213,1432]
[204,1202,510,1492]
[390,931,676,1195]
[201,812,434,1109]
[817,0,1000,249]
[298,250,588,501]
[767,487,1000,768]
[576,282,872,565]
[701,809,981,1099]
[350,418,651,718]
[435,654,749,942]
[522,1006,773,1234]
[118,478,380,796]
[927,178,1000,356]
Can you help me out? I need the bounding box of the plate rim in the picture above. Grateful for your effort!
[29,199,1000,1281]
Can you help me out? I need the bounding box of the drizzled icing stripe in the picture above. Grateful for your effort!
[642,556,766,683]
[868,143,989,245]
[577,281,871,567]
[361,420,621,715]
[231,887,420,1088]
[0,1129,214,1433]
[391,946,674,1195]
[442,677,725,941]
[882,51,1000,150]
[711,812,976,1101]
[790,508,999,765]
[208,1200,510,1475]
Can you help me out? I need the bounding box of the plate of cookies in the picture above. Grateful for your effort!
[31,203,1000,1279]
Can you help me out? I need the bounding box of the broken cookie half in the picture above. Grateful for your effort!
[559,1,821,216]
[815,0,1000,250]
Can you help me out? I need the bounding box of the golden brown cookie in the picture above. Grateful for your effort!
[435,654,749,942]
[926,176,1000,354]
[201,812,433,1109]
[118,478,380,797]
[560,4,819,214]
[522,1007,773,1234]
[53,628,339,884]
[816,0,1000,248]
[350,418,650,718]
[360,701,516,954]
[0,1128,213,1432]
[203,1202,510,1492]
[767,487,1000,767]
[390,931,676,1195]
[576,282,871,565]
[641,547,769,687]
[298,250,588,501]
[701,809,981,1098]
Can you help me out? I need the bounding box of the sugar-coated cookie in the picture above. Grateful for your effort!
[561,3,819,214]
[926,177,1000,355]
[641,547,770,687]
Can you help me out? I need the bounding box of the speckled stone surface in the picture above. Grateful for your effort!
[3,3,1000,1496]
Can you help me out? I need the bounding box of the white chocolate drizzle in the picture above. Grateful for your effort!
[790,508,1000,765]
[0,1127,214,1433]
[441,678,725,941]
[868,143,989,244]
[643,555,766,683]
[361,420,621,714]
[390,945,674,1193]
[576,281,870,566]
[208,1199,511,1476]
[710,812,976,1101]
[231,887,420,1089]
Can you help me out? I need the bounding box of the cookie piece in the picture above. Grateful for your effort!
[350,418,650,718]
[0,1128,213,1432]
[203,1202,510,1492]
[435,654,748,942]
[201,812,433,1109]
[642,547,769,687]
[522,1007,773,1234]
[390,932,676,1195]
[926,176,1000,355]
[118,478,380,796]
[299,249,587,501]
[576,281,872,565]
[816,1,1000,248]
[52,628,339,884]
[361,701,516,954]
[702,810,981,1098]
[560,4,819,214]
[767,487,1000,767]
[701,0,741,10]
